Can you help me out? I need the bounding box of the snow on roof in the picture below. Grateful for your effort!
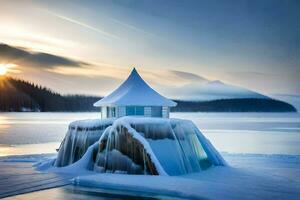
[94,68,177,107]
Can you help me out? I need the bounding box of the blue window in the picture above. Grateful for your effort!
[135,106,144,115]
[126,106,135,115]
[151,106,162,117]
[126,106,144,116]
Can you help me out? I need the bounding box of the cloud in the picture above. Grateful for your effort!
[47,65,128,80]
[37,8,120,40]
[45,64,210,87]
[169,70,208,82]
[109,17,159,38]
[0,43,89,69]
[0,43,231,98]
[227,71,276,78]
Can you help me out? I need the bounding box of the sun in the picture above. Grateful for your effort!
[0,64,19,76]
[0,65,7,76]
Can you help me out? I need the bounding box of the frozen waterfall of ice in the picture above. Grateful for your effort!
[54,118,114,167]
[53,117,226,176]
[94,117,226,175]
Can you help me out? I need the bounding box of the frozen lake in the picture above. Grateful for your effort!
[0,112,300,199]
[0,112,300,157]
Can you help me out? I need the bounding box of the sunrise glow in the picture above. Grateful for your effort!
[0,65,8,76]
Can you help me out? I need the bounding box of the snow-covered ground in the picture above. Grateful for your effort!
[1,153,299,199]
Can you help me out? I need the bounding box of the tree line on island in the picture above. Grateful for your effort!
[0,77,297,112]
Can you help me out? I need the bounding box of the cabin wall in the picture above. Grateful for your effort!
[101,106,107,119]
[162,106,169,118]
[109,107,116,118]
[101,106,118,118]
[151,106,163,117]
[101,106,170,119]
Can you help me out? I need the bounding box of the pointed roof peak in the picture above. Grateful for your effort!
[130,67,139,77]
[126,67,142,82]
[94,67,177,107]
[130,67,138,75]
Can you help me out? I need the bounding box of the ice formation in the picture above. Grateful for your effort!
[54,117,226,175]
[54,118,114,167]
[94,117,226,175]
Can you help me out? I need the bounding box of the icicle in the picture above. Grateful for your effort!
[143,148,146,175]
[55,116,226,175]
[54,118,114,167]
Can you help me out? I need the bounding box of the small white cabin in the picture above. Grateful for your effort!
[94,68,177,119]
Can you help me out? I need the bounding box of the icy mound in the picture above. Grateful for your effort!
[54,118,114,167]
[94,117,226,175]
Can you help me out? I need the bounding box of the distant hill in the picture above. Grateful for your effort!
[167,80,269,100]
[0,77,297,112]
[172,99,297,112]
[0,77,99,112]
[271,94,300,112]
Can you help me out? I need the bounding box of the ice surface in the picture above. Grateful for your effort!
[74,155,300,200]
[54,118,114,167]
[1,153,300,199]
[0,155,73,198]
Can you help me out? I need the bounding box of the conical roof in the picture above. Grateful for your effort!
[94,68,177,107]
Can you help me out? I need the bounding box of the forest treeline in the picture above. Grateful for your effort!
[172,99,297,112]
[0,77,99,111]
[0,77,297,112]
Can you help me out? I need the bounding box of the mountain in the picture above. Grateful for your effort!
[167,80,269,101]
[0,77,296,112]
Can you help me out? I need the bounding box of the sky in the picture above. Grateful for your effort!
[0,0,299,99]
